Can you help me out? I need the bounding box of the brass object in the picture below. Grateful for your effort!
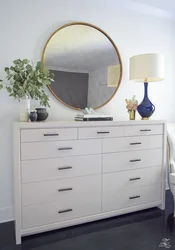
[141,117,149,120]
[129,110,135,120]
[42,22,122,110]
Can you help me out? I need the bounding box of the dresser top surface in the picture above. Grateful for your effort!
[14,120,166,129]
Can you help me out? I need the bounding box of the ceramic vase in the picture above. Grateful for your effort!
[35,108,49,121]
[20,97,30,122]
[137,82,155,120]
[29,111,38,122]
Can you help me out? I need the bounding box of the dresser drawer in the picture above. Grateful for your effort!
[22,176,101,229]
[22,196,101,229]
[102,166,161,192]
[21,139,102,160]
[103,135,162,153]
[103,148,162,173]
[22,155,101,183]
[125,124,163,137]
[102,184,161,212]
[22,175,101,206]
[78,126,124,139]
[21,128,78,142]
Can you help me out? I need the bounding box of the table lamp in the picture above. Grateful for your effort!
[129,53,164,120]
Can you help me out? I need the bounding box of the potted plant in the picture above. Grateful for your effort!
[0,59,54,121]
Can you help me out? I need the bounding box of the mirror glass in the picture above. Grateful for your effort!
[43,23,122,110]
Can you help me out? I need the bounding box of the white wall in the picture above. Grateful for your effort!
[0,0,175,222]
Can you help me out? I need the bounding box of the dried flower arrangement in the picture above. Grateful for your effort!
[125,95,138,111]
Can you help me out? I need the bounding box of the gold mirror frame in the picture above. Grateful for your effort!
[42,22,123,110]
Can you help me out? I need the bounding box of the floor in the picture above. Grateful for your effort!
[0,191,175,250]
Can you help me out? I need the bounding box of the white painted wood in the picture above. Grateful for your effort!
[14,120,166,129]
[21,139,102,160]
[78,126,124,139]
[103,148,162,173]
[102,184,162,212]
[22,176,101,229]
[21,155,101,183]
[21,200,162,236]
[103,135,162,153]
[103,166,162,191]
[124,124,163,137]
[22,175,101,206]
[158,122,167,210]
[13,123,22,244]
[21,128,78,142]
[13,120,166,244]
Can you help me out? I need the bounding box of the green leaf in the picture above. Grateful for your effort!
[0,84,3,90]
[36,61,43,69]
[5,67,9,73]
[23,59,28,64]
[13,59,21,64]
[26,64,32,71]
[6,86,12,93]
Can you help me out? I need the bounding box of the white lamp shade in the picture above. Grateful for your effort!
[107,64,121,87]
[129,53,164,82]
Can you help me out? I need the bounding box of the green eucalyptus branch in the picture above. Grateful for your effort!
[1,59,54,107]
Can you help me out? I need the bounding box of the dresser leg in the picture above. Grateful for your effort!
[158,203,165,210]
[173,195,175,218]
[15,233,21,245]
[15,223,21,245]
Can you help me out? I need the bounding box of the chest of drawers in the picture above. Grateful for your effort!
[13,120,166,244]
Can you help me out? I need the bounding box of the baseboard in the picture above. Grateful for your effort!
[0,206,14,223]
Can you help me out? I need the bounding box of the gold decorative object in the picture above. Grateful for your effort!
[42,22,123,110]
[129,110,136,120]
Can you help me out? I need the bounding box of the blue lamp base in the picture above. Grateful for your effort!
[137,82,155,120]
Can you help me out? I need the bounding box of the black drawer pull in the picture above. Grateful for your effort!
[97,131,110,134]
[140,129,151,132]
[58,209,73,214]
[130,177,141,181]
[130,142,142,145]
[44,133,59,136]
[129,195,140,200]
[58,166,72,170]
[58,147,73,151]
[58,188,73,192]
[130,159,141,163]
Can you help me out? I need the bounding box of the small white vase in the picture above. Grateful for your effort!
[20,97,30,122]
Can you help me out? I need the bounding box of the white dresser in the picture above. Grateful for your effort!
[13,120,166,244]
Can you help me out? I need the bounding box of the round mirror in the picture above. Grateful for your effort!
[42,22,122,110]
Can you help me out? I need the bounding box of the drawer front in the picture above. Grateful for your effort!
[78,126,124,139]
[21,128,78,142]
[103,135,162,153]
[124,124,163,137]
[22,175,101,206]
[103,148,162,173]
[103,166,162,191]
[22,155,101,183]
[103,184,161,212]
[21,139,102,160]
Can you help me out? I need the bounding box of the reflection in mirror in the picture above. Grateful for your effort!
[43,23,122,110]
